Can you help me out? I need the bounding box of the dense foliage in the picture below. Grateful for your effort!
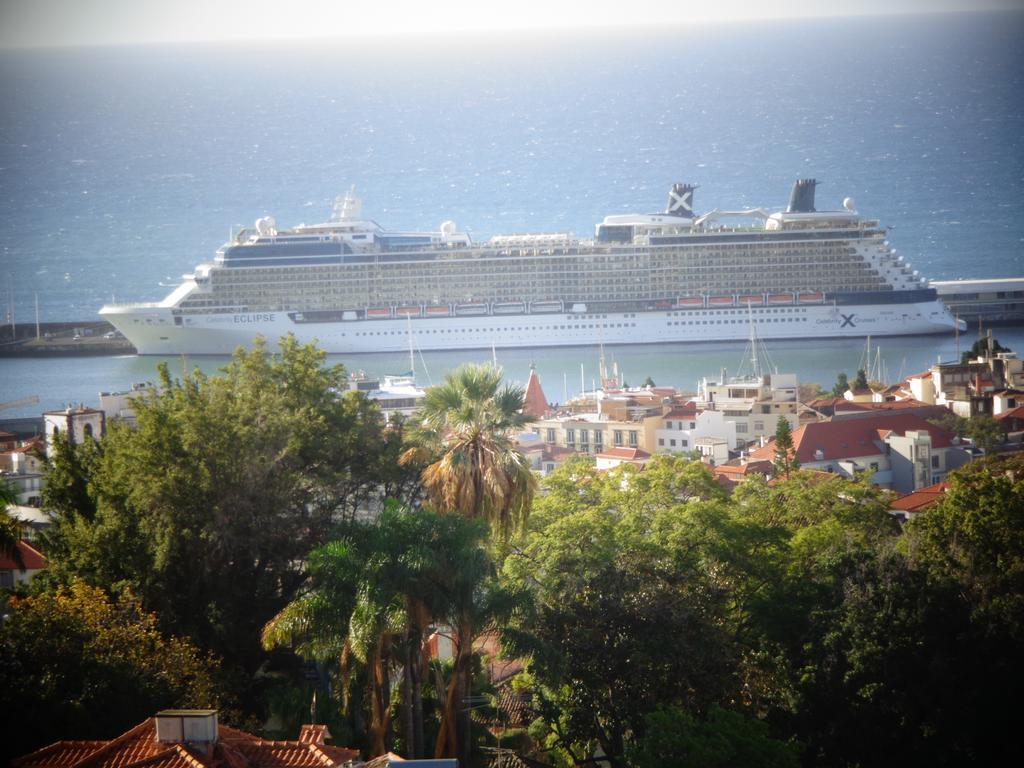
[4,343,1021,767]
[35,337,416,713]
[0,581,219,763]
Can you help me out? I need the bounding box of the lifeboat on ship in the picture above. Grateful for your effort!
[708,295,736,307]
[676,296,704,308]
[455,302,488,316]
[395,306,422,317]
[425,305,451,317]
[798,291,825,304]
[530,300,563,313]
[654,299,673,310]
[739,294,765,306]
[366,307,391,319]
[492,301,526,315]
[767,293,794,305]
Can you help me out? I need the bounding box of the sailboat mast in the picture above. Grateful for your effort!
[407,315,414,380]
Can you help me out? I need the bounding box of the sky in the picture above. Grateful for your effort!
[0,0,1019,49]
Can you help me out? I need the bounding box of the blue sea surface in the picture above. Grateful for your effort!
[1,12,1023,416]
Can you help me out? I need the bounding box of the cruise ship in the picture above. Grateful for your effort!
[100,179,960,355]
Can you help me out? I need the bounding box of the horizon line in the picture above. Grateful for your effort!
[1,7,1017,53]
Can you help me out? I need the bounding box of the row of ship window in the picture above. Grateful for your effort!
[667,308,808,316]
[348,323,640,337]
[667,317,806,326]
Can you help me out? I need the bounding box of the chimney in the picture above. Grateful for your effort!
[786,178,818,213]
[155,710,218,748]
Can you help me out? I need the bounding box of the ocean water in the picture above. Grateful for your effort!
[1,12,1023,416]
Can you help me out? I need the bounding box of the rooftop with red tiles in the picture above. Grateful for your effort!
[596,447,651,460]
[0,540,48,571]
[13,715,361,768]
[748,413,958,464]
[890,482,950,513]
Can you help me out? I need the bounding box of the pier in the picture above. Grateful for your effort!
[0,321,136,357]
[932,278,1024,324]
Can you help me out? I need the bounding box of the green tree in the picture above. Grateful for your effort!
[961,335,1010,364]
[0,480,24,569]
[831,372,849,397]
[503,461,762,766]
[41,336,394,706]
[404,363,538,538]
[627,706,799,768]
[0,581,220,762]
[929,412,1006,454]
[965,413,1006,454]
[797,382,823,402]
[853,369,869,390]
[771,417,799,480]
[401,363,538,763]
[642,376,656,387]
[263,507,506,761]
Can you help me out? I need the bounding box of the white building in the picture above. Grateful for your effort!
[655,405,738,454]
[43,405,105,458]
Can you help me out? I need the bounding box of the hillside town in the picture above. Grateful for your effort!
[2,335,1023,768]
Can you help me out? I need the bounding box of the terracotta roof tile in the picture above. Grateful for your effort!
[748,414,958,464]
[996,404,1024,421]
[0,540,48,570]
[596,447,650,460]
[891,482,949,512]
[14,718,361,768]
[13,742,109,768]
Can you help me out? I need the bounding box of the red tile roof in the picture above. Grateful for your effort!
[13,717,360,768]
[12,742,109,768]
[834,398,933,412]
[996,404,1024,421]
[596,447,650,460]
[890,482,949,513]
[0,540,48,571]
[711,459,771,477]
[663,405,698,419]
[748,414,958,464]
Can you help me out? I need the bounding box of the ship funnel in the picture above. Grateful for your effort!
[666,183,697,217]
[787,178,817,213]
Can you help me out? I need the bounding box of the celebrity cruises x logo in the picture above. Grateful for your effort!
[840,313,857,328]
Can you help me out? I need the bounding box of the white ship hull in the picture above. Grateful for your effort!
[101,300,958,356]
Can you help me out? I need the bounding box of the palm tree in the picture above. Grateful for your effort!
[403,363,537,538]
[401,363,538,762]
[1,480,24,570]
[262,509,455,759]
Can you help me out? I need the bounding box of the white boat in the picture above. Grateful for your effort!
[100,179,961,355]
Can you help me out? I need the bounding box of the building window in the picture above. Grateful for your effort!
[735,423,748,434]
[614,430,623,447]
[666,421,673,429]
[670,439,676,447]
[565,429,575,447]
[594,431,603,448]
[754,421,764,431]
[870,462,879,472]
[580,430,589,447]
[689,422,696,429]
[546,428,555,443]
[681,439,688,447]
[659,438,664,446]
[931,455,940,468]
[628,431,638,447]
